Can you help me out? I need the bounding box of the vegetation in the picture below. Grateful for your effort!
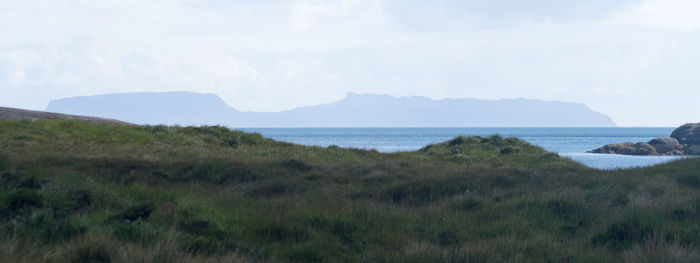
[0,119,698,262]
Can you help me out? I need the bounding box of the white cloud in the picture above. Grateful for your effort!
[289,0,390,32]
[580,86,629,95]
[4,51,40,84]
[612,0,700,31]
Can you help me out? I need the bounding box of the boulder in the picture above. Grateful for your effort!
[685,145,700,155]
[587,142,658,156]
[647,137,684,155]
[670,123,700,145]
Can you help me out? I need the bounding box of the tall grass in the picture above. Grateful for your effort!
[0,119,698,262]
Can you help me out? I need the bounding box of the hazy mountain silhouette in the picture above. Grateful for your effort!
[46,91,617,127]
[47,92,236,126]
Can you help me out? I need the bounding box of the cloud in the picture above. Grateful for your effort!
[612,0,700,31]
[579,86,629,95]
[383,0,642,30]
[0,0,698,126]
[289,0,390,32]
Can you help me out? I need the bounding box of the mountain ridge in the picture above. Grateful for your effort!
[46,91,617,127]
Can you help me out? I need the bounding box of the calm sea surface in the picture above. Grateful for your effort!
[239,128,689,170]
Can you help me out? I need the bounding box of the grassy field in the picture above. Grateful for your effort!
[0,119,698,262]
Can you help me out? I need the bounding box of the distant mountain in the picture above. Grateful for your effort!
[46,91,617,127]
[47,92,236,126]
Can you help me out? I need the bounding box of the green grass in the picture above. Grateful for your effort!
[0,119,698,262]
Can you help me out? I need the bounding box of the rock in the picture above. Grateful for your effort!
[647,137,684,155]
[685,145,700,155]
[670,123,700,145]
[590,123,700,156]
[587,142,658,156]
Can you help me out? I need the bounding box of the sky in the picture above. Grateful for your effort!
[1,0,699,127]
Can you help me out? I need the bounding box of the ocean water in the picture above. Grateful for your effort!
[239,128,690,170]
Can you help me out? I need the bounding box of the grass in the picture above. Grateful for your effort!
[0,119,698,262]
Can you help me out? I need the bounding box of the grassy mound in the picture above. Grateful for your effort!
[0,120,698,262]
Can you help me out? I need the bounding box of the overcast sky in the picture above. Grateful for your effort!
[1,0,699,126]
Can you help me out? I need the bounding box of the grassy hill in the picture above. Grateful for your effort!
[0,107,131,125]
[0,119,697,262]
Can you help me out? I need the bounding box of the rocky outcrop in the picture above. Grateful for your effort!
[648,137,684,155]
[0,107,131,125]
[685,145,700,155]
[588,142,658,155]
[671,123,700,146]
[589,123,700,156]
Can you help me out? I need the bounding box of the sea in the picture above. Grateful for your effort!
[239,128,690,170]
